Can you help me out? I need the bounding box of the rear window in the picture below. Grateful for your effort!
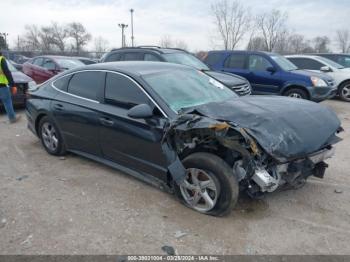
[104,53,122,62]
[224,54,246,69]
[205,53,224,67]
[68,71,105,101]
[53,75,72,91]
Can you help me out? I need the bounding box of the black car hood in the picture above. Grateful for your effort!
[12,71,33,84]
[204,70,247,86]
[188,96,341,160]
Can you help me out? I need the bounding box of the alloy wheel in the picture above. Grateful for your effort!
[41,122,59,152]
[180,168,219,213]
[288,93,302,99]
[342,85,350,100]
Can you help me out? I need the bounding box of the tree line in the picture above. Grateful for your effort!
[11,22,109,54]
[212,0,350,54]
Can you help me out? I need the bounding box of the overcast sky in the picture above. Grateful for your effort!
[1,0,349,51]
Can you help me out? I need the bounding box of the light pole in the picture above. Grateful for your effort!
[1,32,9,49]
[118,23,128,47]
[130,9,135,47]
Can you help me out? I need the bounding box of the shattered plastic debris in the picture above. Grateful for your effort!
[161,245,176,255]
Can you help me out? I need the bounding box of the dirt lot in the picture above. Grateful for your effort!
[0,99,349,255]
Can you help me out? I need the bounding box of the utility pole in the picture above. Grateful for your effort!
[118,23,128,47]
[130,9,135,47]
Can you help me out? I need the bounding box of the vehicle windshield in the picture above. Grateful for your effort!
[271,55,298,71]
[163,53,210,71]
[142,69,238,113]
[56,58,85,69]
[317,56,345,69]
[6,61,18,72]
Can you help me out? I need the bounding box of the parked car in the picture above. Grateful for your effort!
[26,62,342,216]
[204,51,336,102]
[0,61,36,107]
[22,56,85,84]
[286,55,350,102]
[9,59,23,71]
[76,57,97,65]
[100,46,251,96]
[308,53,350,68]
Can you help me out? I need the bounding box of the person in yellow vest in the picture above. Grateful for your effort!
[0,52,20,123]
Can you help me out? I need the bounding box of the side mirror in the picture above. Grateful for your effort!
[127,104,154,119]
[266,66,276,73]
[320,66,332,72]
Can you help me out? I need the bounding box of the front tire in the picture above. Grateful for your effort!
[339,81,350,102]
[174,152,239,216]
[39,116,66,156]
[283,88,308,100]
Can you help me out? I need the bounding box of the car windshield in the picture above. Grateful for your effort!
[317,56,345,69]
[163,53,210,71]
[55,58,85,69]
[142,69,238,113]
[6,61,18,72]
[271,55,298,71]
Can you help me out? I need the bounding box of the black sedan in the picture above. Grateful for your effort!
[26,62,342,216]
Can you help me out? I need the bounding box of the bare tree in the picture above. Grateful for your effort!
[159,35,173,48]
[313,36,330,53]
[39,26,55,52]
[23,25,41,50]
[94,36,109,53]
[255,9,288,52]
[246,36,267,51]
[335,29,350,53]
[67,22,91,54]
[175,40,189,51]
[211,0,251,50]
[50,22,69,51]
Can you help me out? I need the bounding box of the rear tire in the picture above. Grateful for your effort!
[339,81,350,102]
[174,152,239,216]
[39,116,66,156]
[283,88,308,100]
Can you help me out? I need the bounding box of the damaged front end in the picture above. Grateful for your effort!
[163,112,342,198]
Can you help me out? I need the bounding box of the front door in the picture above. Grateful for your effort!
[99,72,168,181]
[247,55,281,94]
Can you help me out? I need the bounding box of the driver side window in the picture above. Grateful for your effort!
[42,59,56,70]
[105,73,150,109]
[248,55,273,71]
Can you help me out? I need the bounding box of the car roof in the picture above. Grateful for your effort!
[285,55,321,59]
[109,47,187,54]
[74,61,193,76]
[207,50,276,56]
[33,55,83,60]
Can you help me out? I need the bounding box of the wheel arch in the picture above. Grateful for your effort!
[281,85,310,99]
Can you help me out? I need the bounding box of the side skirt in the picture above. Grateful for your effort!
[69,150,173,193]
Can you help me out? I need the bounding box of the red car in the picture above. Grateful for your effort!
[22,56,86,84]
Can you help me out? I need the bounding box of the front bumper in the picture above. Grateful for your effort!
[308,86,338,102]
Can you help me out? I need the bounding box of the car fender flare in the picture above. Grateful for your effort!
[280,84,311,98]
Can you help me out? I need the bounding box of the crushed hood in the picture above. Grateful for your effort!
[187,96,341,161]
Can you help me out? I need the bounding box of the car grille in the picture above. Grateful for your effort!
[231,83,251,96]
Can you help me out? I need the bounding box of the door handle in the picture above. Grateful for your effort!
[54,104,64,111]
[99,117,114,126]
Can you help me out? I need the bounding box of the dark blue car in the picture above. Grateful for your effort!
[204,51,337,101]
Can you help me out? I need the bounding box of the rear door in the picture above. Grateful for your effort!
[32,57,55,84]
[52,71,105,155]
[221,54,249,79]
[98,72,168,181]
[247,55,282,94]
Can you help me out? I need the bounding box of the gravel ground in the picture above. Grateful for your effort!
[0,99,349,255]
